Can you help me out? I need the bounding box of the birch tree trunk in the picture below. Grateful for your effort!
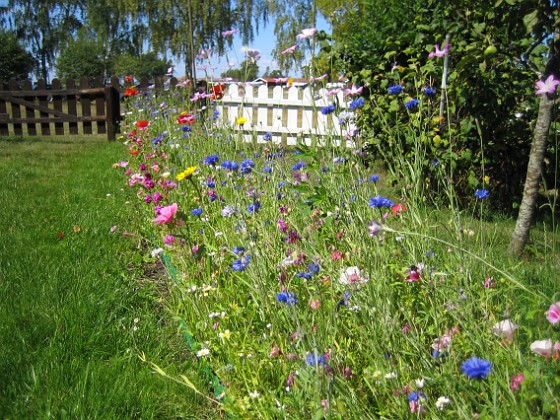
[508,95,555,255]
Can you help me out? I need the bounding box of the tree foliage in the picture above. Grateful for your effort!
[112,52,171,80]
[55,39,106,80]
[328,0,559,211]
[221,59,259,82]
[0,31,34,82]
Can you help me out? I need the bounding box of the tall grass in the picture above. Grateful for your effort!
[115,75,560,418]
[0,136,218,418]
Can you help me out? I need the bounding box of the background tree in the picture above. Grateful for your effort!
[55,39,106,80]
[7,0,84,82]
[112,52,171,80]
[0,31,34,82]
[221,59,259,82]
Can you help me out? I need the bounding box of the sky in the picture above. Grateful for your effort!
[172,15,331,79]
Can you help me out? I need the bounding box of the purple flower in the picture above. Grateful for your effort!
[297,272,313,280]
[221,160,239,171]
[320,104,336,115]
[461,357,492,379]
[423,87,436,95]
[248,201,261,213]
[191,207,203,216]
[263,132,272,141]
[369,174,380,182]
[368,195,394,208]
[292,161,306,171]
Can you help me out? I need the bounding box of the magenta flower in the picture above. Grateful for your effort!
[222,29,238,37]
[546,301,560,324]
[282,44,298,55]
[151,203,177,225]
[296,28,317,40]
[510,374,524,392]
[535,74,560,95]
[429,43,450,58]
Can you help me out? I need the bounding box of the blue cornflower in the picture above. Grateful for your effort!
[388,85,403,95]
[404,98,419,109]
[333,157,345,163]
[461,357,492,379]
[190,207,203,216]
[212,110,219,120]
[349,97,365,110]
[320,104,336,115]
[232,255,250,272]
[181,125,192,132]
[423,87,436,95]
[431,159,440,167]
[474,189,490,200]
[305,353,328,367]
[277,181,287,188]
[368,195,394,208]
[241,159,255,174]
[204,154,220,165]
[321,166,329,173]
[407,392,426,402]
[263,132,272,141]
[307,263,320,274]
[206,180,215,188]
[248,201,261,213]
[292,161,306,171]
[369,174,380,182]
[263,166,273,174]
[221,160,239,171]
[233,246,245,255]
[276,291,298,305]
[297,272,313,280]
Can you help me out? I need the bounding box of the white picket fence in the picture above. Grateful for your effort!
[215,84,358,147]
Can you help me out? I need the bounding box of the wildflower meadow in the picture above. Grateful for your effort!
[113,31,560,418]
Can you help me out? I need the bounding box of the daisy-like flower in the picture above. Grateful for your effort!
[281,44,298,55]
[151,203,177,225]
[218,330,232,340]
[236,116,248,125]
[345,84,364,96]
[176,166,197,181]
[429,43,450,58]
[339,266,369,285]
[197,348,210,357]
[222,29,238,37]
[535,74,560,95]
[436,396,450,410]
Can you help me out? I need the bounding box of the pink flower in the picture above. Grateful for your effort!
[546,301,560,324]
[222,29,238,37]
[151,203,177,225]
[535,74,560,95]
[492,319,518,342]
[530,339,554,357]
[296,28,317,40]
[282,44,298,55]
[510,374,524,392]
[345,84,364,96]
[429,43,450,58]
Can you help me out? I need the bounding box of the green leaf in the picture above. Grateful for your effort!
[523,10,539,34]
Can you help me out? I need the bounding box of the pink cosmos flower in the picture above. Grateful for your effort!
[429,43,450,58]
[151,203,177,225]
[222,29,238,37]
[345,84,364,96]
[530,339,554,357]
[296,28,317,40]
[535,74,560,95]
[492,319,518,342]
[282,44,298,55]
[546,301,560,324]
[196,48,212,59]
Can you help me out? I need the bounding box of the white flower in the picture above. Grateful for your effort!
[339,266,369,285]
[248,390,260,399]
[436,396,450,410]
[150,247,164,258]
[492,319,518,341]
[196,348,210,357]
[530,339,554,357]
[384,372,397,379]
[415,378,425,388]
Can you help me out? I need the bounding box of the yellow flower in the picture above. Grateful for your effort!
[483,175,490,185]
[236,116,248,126]
[176,166,197,181]
[218,330,232,340]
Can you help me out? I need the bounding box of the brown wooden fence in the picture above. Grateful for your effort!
[0,76,182,141]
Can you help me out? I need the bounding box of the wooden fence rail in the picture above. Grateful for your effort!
[0,77,122,140]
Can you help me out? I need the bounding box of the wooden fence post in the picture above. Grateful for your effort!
[0,82,8,136]
[105,85,120,141]
[23,79,37,136]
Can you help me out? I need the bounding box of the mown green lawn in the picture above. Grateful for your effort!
[0,136,217,418]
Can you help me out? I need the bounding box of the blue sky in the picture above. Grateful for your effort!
[173,15,331,79]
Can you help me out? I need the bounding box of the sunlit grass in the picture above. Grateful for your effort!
[0,136,219,418]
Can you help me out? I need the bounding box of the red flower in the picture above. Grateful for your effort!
[124,87,139,97]
[177,113,195,125]
[211,84,225,100]
[135,119,149,129]
[124,76,134,83]
[129,149,139,156]
[391,202,407,216]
